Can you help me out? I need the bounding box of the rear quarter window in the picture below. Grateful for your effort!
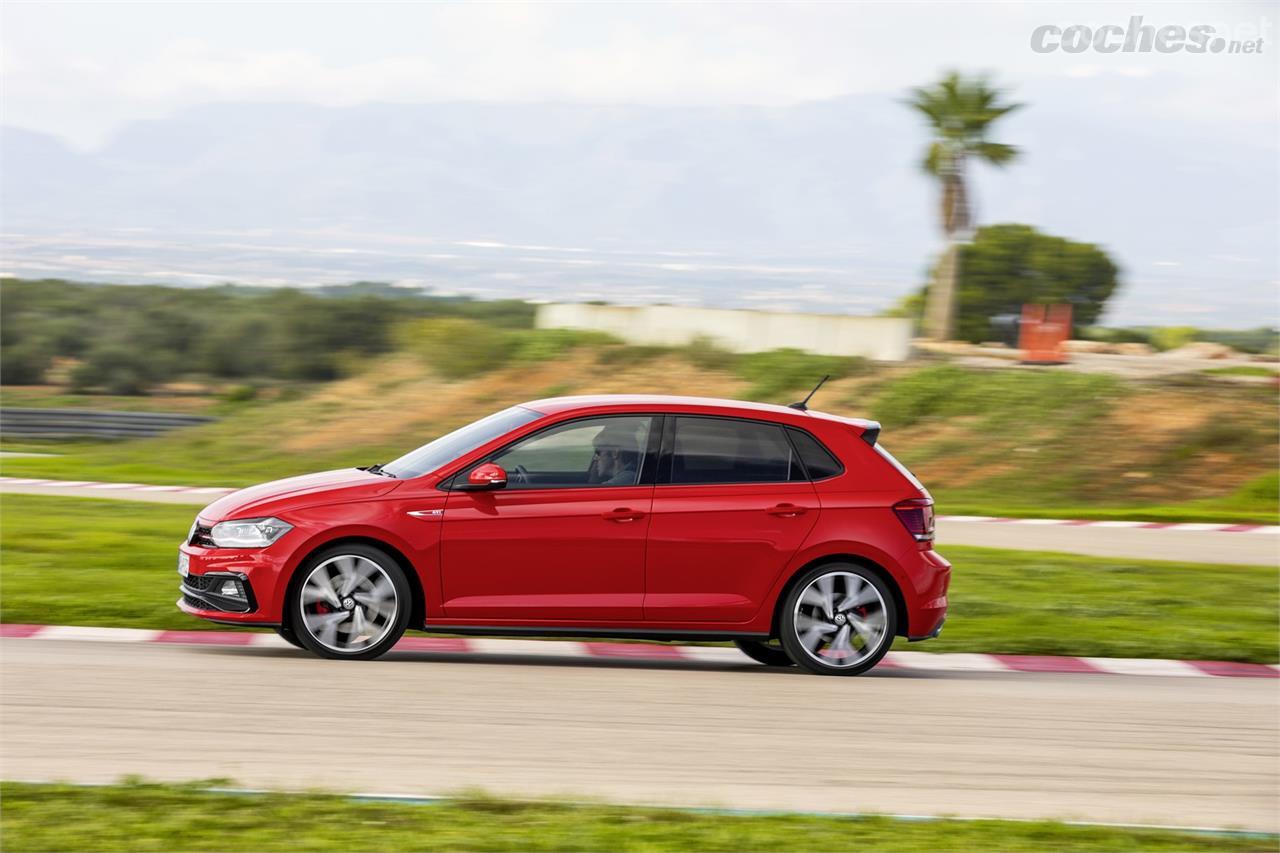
[786,427,844,480]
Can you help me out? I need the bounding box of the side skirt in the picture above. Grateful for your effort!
[417,624,771,643]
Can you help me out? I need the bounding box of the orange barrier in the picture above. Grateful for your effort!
[1018,303,1073,364]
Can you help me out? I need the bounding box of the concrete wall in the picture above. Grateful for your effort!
[535,303,913,361]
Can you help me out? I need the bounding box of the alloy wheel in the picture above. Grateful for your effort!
[298,554,399,653]
[791,570,888,669]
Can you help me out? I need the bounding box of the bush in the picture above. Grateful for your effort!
[397,318,519,379]
[512,329,616,363]
[220,384,259,403]
[69,346,159,395]
[0,278,538,392]
[735,349,869,402]
[1149,326,1199,352]
[872,365,1117,428]
[683,336,739,372]
[0,342,52,385]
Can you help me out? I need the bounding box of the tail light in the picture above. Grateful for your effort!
[893,498,935,543]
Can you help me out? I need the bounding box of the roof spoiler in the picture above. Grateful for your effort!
[853,419,881,446]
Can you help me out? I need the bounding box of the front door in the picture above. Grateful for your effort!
[440,415,658,621]
[644,415,819,622]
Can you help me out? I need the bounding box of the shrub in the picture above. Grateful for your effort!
[1149,326,1199,352]
[396,318,518,379]
[69,346,158,395]
[872,365,1117,428]
[735,349,869,402]
[0,342,52,385]
[221,384,259,403]
[683,336,739,372]
[512,329,616,363]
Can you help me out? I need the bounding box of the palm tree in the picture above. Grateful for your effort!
[906,72,1021,341]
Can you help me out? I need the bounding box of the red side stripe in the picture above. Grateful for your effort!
[154,630,256,645]
[992,654,1101,673]
[584,642,687,659]
[0,624,44,638]
[1186,660,1280,678]
[393,636,470,653]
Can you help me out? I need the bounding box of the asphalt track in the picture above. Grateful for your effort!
[1,478,1276,565]
[3,638,1276,832]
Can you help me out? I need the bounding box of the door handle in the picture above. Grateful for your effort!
[766,503,808,517]
[602,507,645,522]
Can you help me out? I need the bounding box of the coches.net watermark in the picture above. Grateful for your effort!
[1032,15,1267,54]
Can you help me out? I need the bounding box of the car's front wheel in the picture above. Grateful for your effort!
[779,564,896,676]
[291,544,411,660]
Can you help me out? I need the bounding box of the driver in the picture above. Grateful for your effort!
[587,424,641,486]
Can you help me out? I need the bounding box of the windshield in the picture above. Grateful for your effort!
[380,406,542,479]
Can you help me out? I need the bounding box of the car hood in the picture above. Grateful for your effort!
[198,468,401,522]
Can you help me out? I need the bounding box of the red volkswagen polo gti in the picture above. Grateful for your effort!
[177,395,949,675]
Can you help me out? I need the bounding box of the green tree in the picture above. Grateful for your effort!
[906,72,1022,340]
[921,224,1120,343]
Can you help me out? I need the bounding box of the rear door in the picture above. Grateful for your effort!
[643,415,819,622]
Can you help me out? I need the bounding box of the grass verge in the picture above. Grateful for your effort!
[1,494,1275,662]
[0,780,1269,853]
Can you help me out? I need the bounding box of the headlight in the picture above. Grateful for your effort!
[209,517,293,548]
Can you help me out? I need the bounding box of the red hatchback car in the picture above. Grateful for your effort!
[178,395,949,675]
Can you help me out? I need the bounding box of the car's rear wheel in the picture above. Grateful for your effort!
[779,564,896,676]
[733,638,794,667]
[291,544,410,660]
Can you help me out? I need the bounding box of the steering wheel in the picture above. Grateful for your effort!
[511,464,531,484]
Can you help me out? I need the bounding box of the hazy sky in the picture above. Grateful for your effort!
[3,1,1276,148]
[2,1,1276,327]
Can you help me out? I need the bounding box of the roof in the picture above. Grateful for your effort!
[522,394,806,417]
[520,395,880,435]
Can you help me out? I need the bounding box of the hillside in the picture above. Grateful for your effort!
[4,342,1276,522]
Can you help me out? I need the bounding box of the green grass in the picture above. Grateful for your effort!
[1202,366,1279,378]
[1,494,1275,661]
[938,471,1280,524]
[1,781,1268,852]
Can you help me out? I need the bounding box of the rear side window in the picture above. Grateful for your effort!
[668,417,799,484]
[786,428,844,480]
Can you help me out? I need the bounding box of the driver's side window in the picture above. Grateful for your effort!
[491,416,653,489]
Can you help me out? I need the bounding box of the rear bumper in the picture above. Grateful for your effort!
[903,548,950,640]
[908,616,945,642]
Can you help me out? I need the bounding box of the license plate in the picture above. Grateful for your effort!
[177,552,189,577]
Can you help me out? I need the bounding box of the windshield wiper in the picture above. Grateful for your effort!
[363,463,396,478]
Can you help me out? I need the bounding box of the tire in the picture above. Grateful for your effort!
[274,624,306,649]
[290,543,411,661]
[733,638,795,667]
[779,563,897,676]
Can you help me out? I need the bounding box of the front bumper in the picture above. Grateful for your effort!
[177,537,292,624]
[179,570,258,614]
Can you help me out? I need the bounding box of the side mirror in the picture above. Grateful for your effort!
[455,462,507,491]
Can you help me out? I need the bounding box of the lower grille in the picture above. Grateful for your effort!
[183,573,215,592]
[180,573,256,614]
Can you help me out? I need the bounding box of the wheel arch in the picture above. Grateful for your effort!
[281,535,425,632]
[770,554,909,639]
